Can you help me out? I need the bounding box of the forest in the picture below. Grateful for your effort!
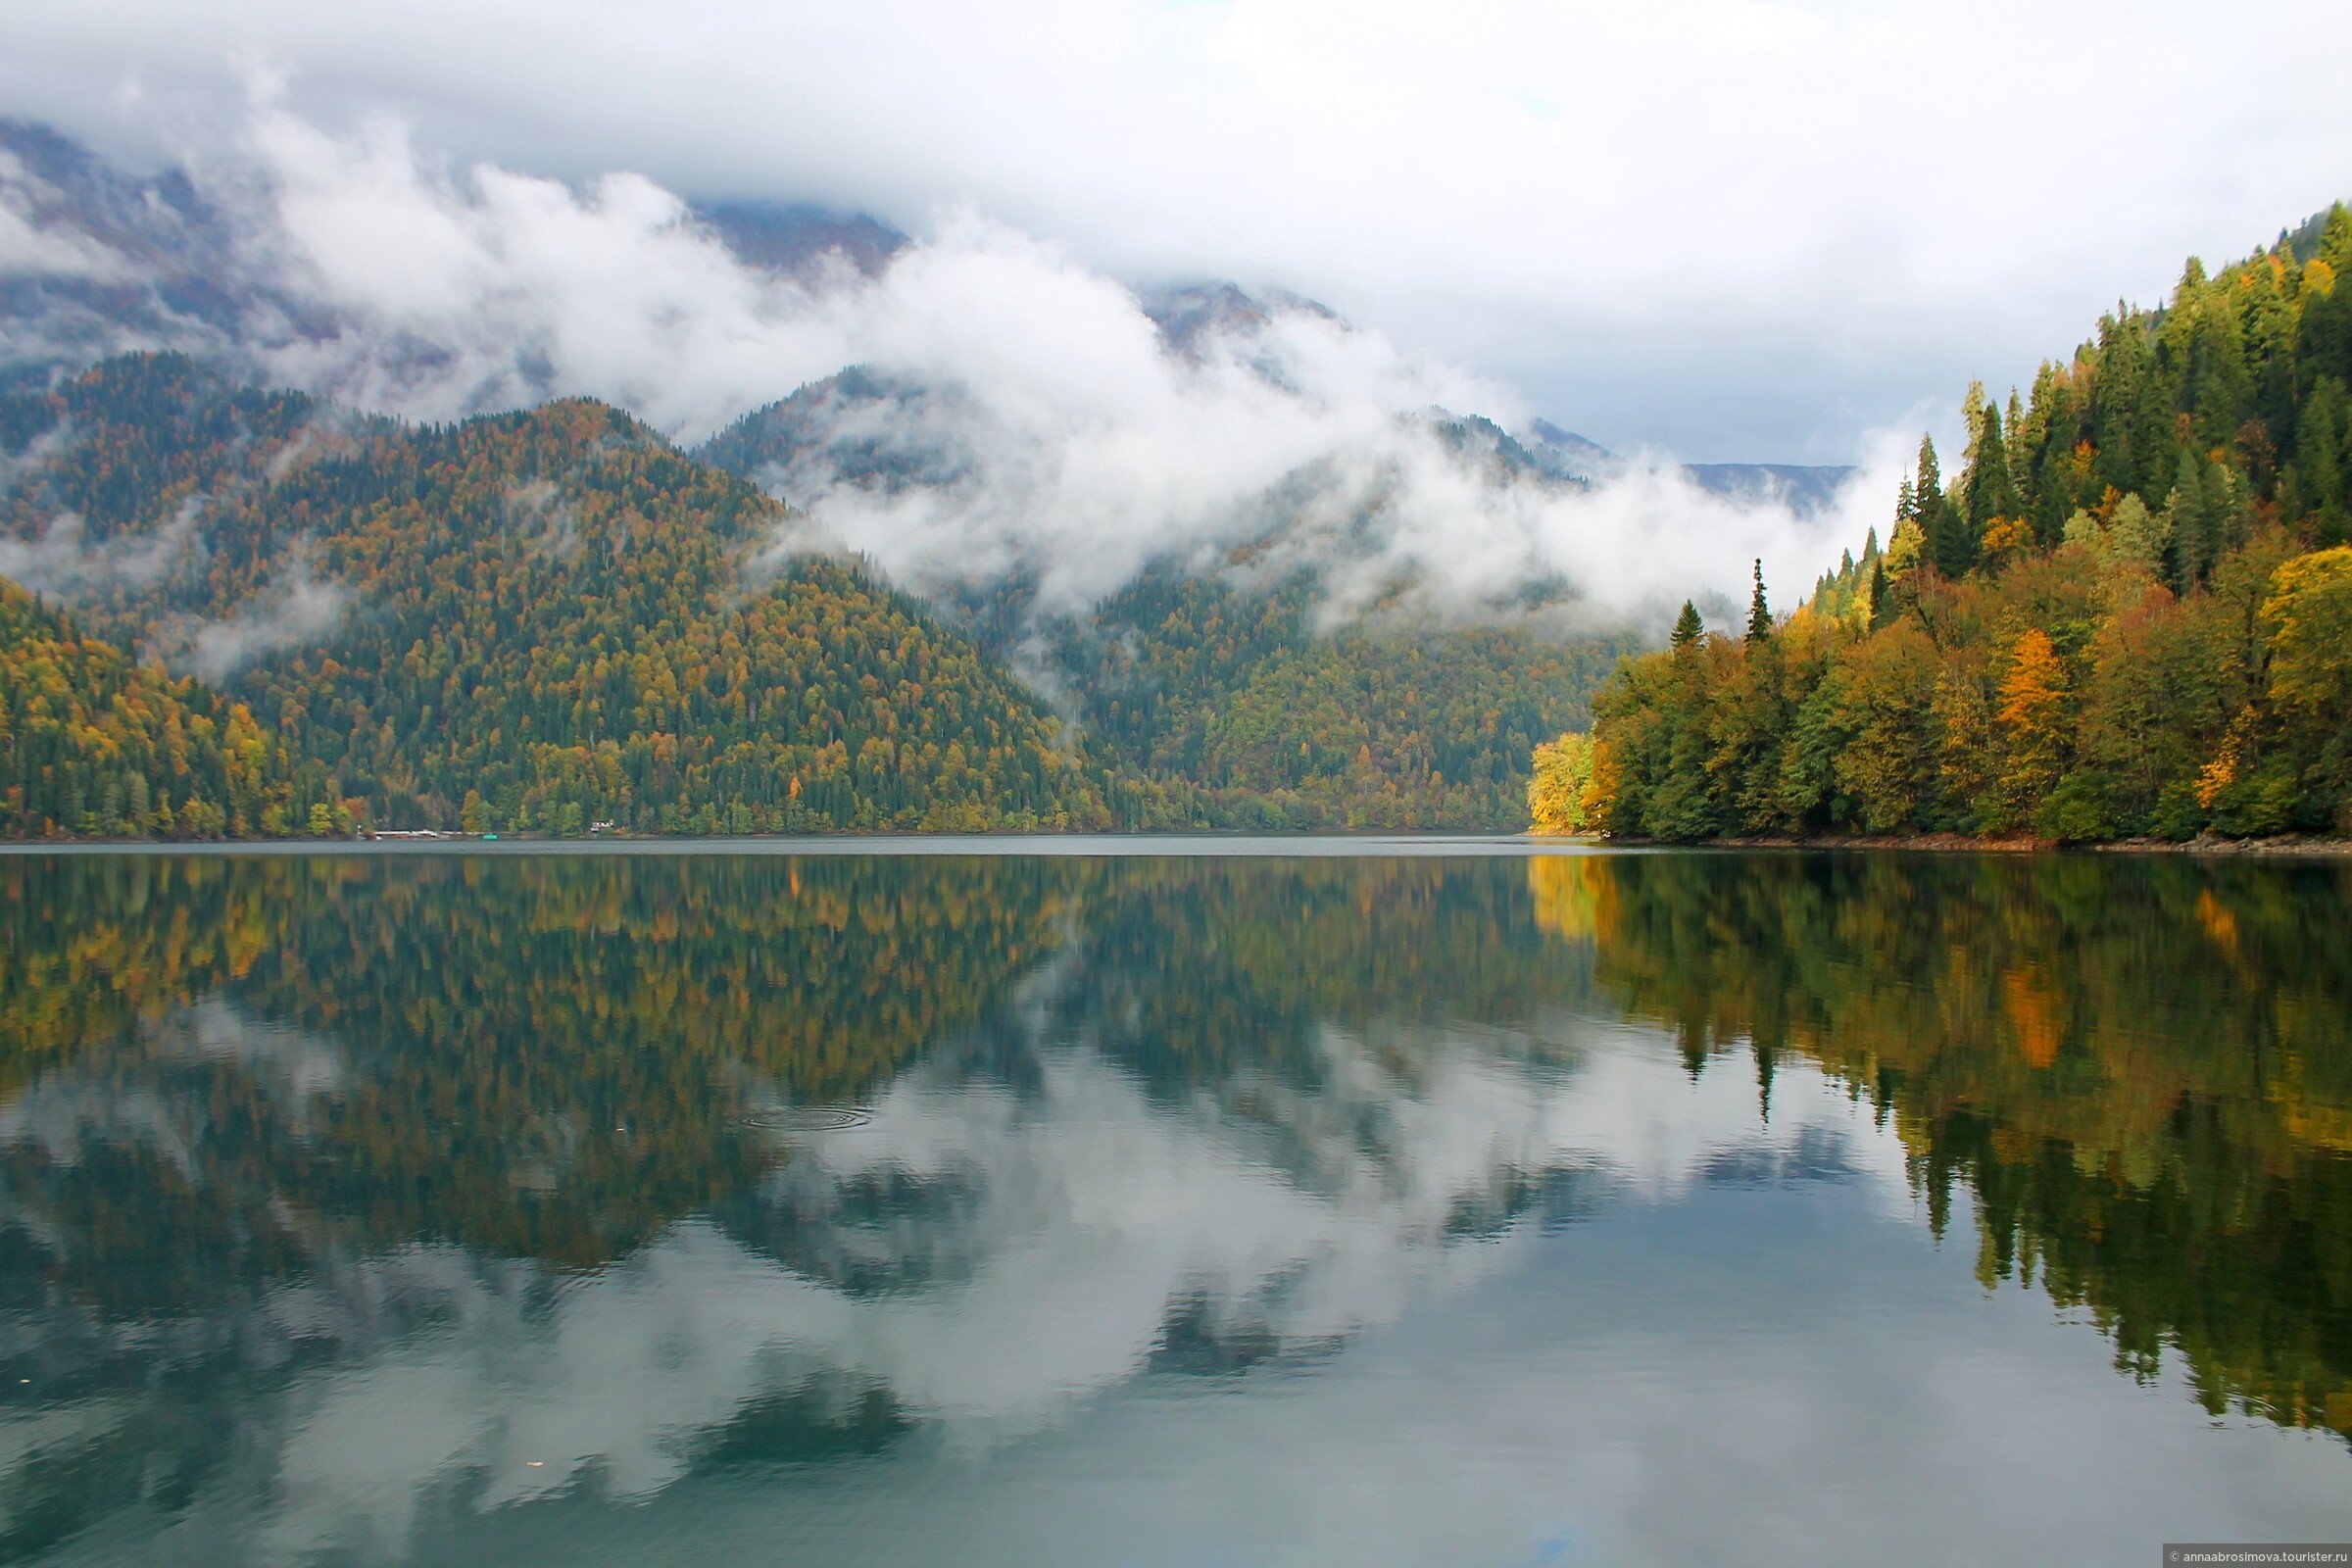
[0,355,1616,838]
[702,381,1629,833]
[0,357,1132,836]
[0,578,309,837]
[1540,204,2352,843]
[1047,564,1631,830]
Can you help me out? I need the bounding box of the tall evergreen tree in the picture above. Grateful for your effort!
[1671,601,1705,650]
[1746,560,1773,640]
[1967,402,2023,530]
[1917,435,1976,577]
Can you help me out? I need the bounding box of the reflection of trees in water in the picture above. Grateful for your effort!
[0,855,1600,1329]
[0,853,1078,1271]
[14,849,2338,1554]
[1534,850,2352,1444]
[699,856,1598,1294]
[0,853,1090,1559]
[1059,857,1595,1089]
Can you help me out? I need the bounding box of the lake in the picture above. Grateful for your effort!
[0,845,2346,1565]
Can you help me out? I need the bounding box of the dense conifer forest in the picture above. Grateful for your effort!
[1542,205,2352,843]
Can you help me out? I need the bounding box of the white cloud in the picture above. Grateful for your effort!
[0,499,202,597]
[89,103,1854,625]
[2,0,2346,459]
[159,558,349,680]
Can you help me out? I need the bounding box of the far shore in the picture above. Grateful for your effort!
[3,830,2345,858]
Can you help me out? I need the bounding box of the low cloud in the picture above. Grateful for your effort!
[155,560,349,681]
[7,100,1885,631]
[0,498,203,597]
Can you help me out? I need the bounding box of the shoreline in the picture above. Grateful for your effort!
[3,831,2344,858]
[0,832,1619,859]
[1696,832,2352,858]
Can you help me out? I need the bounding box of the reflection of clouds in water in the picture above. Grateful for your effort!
[183,1027,1906,1562]
[0,1001,348,1172]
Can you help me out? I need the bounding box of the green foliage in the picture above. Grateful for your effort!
[3,353,1634,837]
[1050,564,1635,830]
[1576,205,2352,842]
[1745,560,1773,640]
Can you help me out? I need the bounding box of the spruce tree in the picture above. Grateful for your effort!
[1916,435,1976,576]
[1671,601,1704,650]
[1968,403,2023,530]
[1746,561,1773,640]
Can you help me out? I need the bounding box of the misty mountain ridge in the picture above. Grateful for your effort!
[0,113,1868,835]
[1,118,1854,578]
[1521,417,1853,515]
[0,351,1627,831]
[0,352,1139,832]
[0,117,911,408]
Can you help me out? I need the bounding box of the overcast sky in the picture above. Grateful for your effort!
[5,0,2350,462]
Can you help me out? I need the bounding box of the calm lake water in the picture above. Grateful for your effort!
[0,845,2346,1566]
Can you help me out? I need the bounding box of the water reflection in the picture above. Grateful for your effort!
[1535,851,2352,1441]
[0,850,2344,1564]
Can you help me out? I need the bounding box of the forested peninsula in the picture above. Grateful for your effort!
[1537,205,2352,845]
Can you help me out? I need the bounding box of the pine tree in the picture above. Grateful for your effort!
[1746,561,1773,640]
[1671,601,1704,650]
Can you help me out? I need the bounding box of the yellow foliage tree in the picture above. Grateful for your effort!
[1995,627,2071,824]
[1527,732,1595,834]
[2262,547,2352,721]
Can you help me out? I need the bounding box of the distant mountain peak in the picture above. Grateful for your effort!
[692,199,907,280]
[1137,282,1341,358]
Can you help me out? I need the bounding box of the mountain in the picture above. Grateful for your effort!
[0,347,1632,836]
[1563,204,2352,844]
[0,119,906,401]
[698,371,1638,828]
[696,200,908,279]
[4,119,1846,835]
[1682,462,1855,514]
[0,354,1129,834]
[0,118,270,389]
[1522,417,1856,514]
[1045,564,1635,829]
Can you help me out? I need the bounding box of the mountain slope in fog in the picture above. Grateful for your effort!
[0,354,1128,833]
[697,368,1638,825]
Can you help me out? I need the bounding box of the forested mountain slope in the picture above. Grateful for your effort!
[1554,204,2352,843]
[0,355,1125,834]
[1046,564,1634,829]
[702,375,1638,830]
[0,579,304,838]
